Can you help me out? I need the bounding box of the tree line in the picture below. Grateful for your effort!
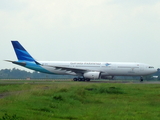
[0,68,74,79]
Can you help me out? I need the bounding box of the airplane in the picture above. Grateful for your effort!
[5,41,157,82]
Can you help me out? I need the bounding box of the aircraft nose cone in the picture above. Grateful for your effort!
[149,68,157,74]
[153,68,157,73]
[155,68,159,72]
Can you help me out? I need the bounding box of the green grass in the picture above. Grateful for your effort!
[0,81,160,120]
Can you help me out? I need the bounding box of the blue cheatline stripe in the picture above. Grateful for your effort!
[12,41,35,61]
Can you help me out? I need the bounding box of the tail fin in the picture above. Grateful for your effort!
[11,41,35,61]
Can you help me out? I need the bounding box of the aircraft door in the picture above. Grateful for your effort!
[140,65,144,71]
[138,64,144,75]
[111,65,116,70]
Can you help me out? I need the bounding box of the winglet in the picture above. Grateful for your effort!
[11,41,35,61]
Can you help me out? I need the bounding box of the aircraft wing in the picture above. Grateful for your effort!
[44,65,90,74]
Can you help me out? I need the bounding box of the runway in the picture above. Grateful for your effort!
[0,79,160,84]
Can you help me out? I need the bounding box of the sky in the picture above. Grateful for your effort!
[0,0,160,71]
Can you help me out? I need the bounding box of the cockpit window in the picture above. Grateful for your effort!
[149,66,154,68]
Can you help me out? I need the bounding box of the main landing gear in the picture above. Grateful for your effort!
[73,78,90,81]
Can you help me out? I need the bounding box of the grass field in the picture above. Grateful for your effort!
[0,80,160,120]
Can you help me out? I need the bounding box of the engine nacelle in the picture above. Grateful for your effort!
[101,76,113,79]
[83,72,100,79]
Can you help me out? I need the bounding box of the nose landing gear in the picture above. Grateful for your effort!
[140,76,143,82]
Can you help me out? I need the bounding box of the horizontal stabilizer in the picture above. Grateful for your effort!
[5,60,26,66]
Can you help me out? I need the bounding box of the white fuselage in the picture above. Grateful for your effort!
[30,61,156,77]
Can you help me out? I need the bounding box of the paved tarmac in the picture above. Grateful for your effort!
[0,80,160,84]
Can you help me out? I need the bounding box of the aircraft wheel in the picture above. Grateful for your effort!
[140,76,143,82]
[78,78,82,81]
[73,78,77,81]
[81,78,85,81]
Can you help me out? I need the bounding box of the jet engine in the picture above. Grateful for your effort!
[83,72,101,79]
